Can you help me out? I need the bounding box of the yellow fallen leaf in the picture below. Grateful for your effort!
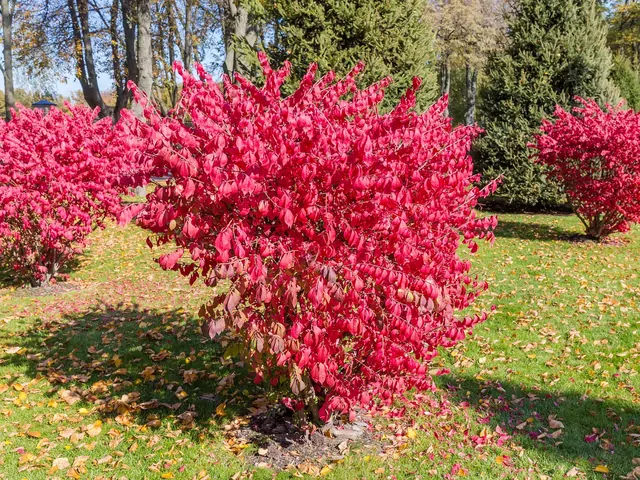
[161,473,175,479]
[27,431,41,438]
[175,390,188,400]
[594,465,609,473]
[320,465,332,476]
[18,392,27,401]
[215,402,226,417]
[495,455,504,464]
[19,452,36,464]
[406,427,417,439]
[67,468,81,479]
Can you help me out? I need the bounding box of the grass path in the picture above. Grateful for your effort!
[0,213,638,479]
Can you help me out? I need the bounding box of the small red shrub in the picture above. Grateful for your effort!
[125,54,497,420]
[0,105,138,286]
[533,97,640,239]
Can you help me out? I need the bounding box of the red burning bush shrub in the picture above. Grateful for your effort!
[533,97,640,239]
[125,54,497,420]
[0,105,138,286]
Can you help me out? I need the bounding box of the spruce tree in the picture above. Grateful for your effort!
[611,54,640,110]
[476,0,619,208]
[265,0,437,109]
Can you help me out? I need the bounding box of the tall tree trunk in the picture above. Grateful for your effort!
[110,0,124,121]
[1,0,14,121]
[122,0,139,82]
[167,4,178,106]
[68,0,112,117]
[439,54,451,117]
[111,0,138,121]
[133,0,153,118]
[183,0,193,72]
[223,0,258,78]
[464,63,478,125]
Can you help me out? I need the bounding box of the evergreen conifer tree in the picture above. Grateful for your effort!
[611,54,640,110]
[265,0,438,109]
[476,0,619,207]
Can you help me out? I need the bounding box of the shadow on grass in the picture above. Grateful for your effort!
[494,218,579,242]
[2,302,261,438]
[4,301,639,475]
[437,375,640,477]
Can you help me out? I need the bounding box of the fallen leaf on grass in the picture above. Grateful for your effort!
[19,452,36,464]
[566,467,580,477]
[52,457,70,469]
[96,455,112,465]
[594,465,609,473]
[67,468,82,479]
[550,429,563,439]
[59,389,81,405]
[320,465,332,476]
[548,415,564,429]
[5,346,26,355]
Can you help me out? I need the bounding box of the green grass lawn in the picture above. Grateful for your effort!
[0,213,638,479]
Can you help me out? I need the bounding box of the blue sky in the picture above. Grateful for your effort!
[55,72,113,97]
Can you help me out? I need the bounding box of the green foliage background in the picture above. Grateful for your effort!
[475,0,619,208]
[263,0,438,110]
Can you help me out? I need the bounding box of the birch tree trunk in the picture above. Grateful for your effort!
[1,0,14,121]
[133,0,153,119]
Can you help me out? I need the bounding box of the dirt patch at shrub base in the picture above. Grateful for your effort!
[227,404,386,472]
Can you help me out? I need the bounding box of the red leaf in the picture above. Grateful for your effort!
[158,249,184,270]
